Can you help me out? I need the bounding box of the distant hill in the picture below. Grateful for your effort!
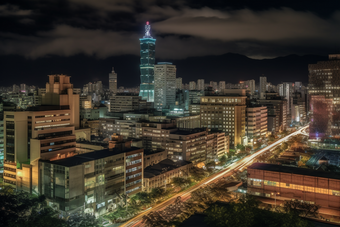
[0,53,328,88]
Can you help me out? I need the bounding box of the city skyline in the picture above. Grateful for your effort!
[0,1,339,87]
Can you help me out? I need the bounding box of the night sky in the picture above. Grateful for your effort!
[0,0,339,87]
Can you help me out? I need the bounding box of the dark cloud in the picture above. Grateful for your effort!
[0,1,340,60]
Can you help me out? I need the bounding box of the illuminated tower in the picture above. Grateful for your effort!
[139,21,156,102]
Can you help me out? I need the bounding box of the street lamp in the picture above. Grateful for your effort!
[271,192,280,207]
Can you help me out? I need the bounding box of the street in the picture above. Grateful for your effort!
[120,125,309,227]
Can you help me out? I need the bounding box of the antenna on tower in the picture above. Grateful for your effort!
[143,21,153,38]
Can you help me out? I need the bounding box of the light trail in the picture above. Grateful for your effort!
[120,125,309,227]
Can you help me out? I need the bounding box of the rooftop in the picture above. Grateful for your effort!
[144,148,165,156]
[248,163,340,180]
[170,128,207,135]
[42,147,142,167]
[144,159,192,178]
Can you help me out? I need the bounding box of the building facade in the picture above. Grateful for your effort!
[308,55,340,138]
[246,106,268,139]
[109,67,118,94]
[139,22,156,102]
[200,93,246,147]
[154,62,176,110]
[248,163,340,209]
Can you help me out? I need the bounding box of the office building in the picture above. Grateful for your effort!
[200,90,247,147]
[144,149,167,168]
[278,84,284,96]
[176,78,182,90]
[248,163,340,209]
[109,67,118,94]
[154,62,176,110]
[110,94,152,112]
[139,22,156,102]
[197,79,205,91]
[295,81,302,92]
[40,146,143,215]
[189,81,196,90]
[308,54,340,138]
[259,77,267,99]
[219,81,226,91]
[246,106,268,139]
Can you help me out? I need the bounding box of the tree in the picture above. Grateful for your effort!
[205,160,216,172]
[228,150,236,158]
[268,134,276,142]
[281,142,288,150]
[67,213,101,227]
[283,200,320,218]
[219,155,228,166]
[209,181,232,202]
[172,177,191,189]
[245,145,252,153]
[0,186,65,227]
[253,141,263,150]
[204,196,312,227]
[236,144,245,151]
[190,166,208,181]
[133,191,154,207]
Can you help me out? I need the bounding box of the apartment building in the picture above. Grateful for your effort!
[40,146,143,215]
[246,106,268,139]
[248,163,340,209]
[144,159,192,192]
[200,91,247,147]
[206,130,229,161]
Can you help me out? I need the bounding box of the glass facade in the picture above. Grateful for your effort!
[139,22,156,102]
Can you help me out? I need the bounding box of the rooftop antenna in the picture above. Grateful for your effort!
[143,21,153,38]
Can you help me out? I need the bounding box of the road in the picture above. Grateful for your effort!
[120,125,309,227]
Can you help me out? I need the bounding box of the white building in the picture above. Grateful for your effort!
[154,62,176,110]
[245,80,255,96]
[197,79,205,91]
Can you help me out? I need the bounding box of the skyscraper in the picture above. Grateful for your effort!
[308,54,340,138]
[139,21,156,102]
[259,76,267,99]
[109,67,117,94]
[154,62,176,110]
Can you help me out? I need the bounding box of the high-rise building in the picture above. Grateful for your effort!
[278,84,284,96]
[200,89,247,147]
[176,77,182,90]
[283,82,294,117]
[3,74,80,194]
[244,80,255,96]
[20,84,27,92]
[259,76,267,99]
[189,81,196,90]
[197,79,205,91]
[109,67,118,94]
[246,106,268,139]
[219,81,226,91]
[139,22,156,102]
[154,62,176,110]
[308,54,340,138]
[210,81,218,90]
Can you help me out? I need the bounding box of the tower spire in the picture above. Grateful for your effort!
[143,21,153,38]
